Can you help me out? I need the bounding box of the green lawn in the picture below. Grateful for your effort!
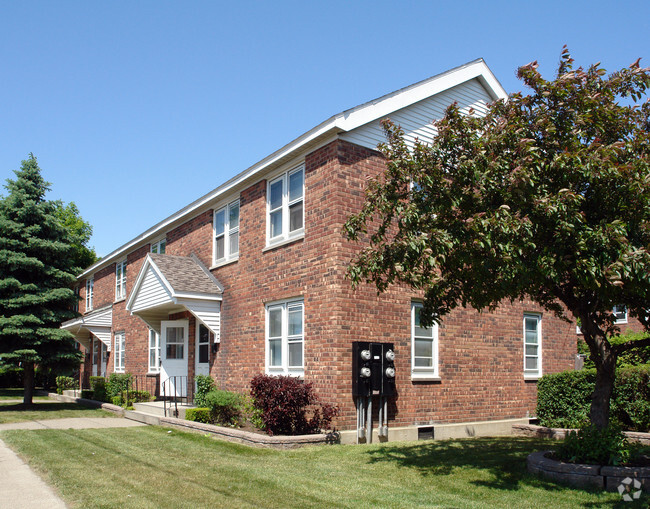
[0,402,112,423]
[1,427,644,508]
[0,388,50,400]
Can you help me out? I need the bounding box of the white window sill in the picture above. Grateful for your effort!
[114,297,126,304]
[411,374,441,382]
[263,233,304,252]
[266,368,304,379]
[524,373,541,381]
[210,257,239,270]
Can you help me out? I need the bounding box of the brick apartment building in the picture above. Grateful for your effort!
[62,60,580,442]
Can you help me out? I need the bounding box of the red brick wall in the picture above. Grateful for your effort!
[74,137,577,431]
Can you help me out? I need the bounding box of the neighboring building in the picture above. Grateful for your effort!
[62,59,578,442]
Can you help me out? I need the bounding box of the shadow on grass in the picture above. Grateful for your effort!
[364,437,648,508]
[0,402,86,412]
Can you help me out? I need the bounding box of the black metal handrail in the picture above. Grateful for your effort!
[129,374,160,400]
[162,375,194,417]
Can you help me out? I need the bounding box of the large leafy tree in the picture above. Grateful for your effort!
[344,49,650,429]
[54,201,98,271]
[0,155,82,404]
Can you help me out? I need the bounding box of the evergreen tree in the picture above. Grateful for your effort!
[0,155,82,404]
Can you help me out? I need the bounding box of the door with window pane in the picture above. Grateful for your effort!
[160,320,189,397]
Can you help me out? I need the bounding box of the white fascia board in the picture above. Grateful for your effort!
[77,59,505,281]
[172,292,223,302]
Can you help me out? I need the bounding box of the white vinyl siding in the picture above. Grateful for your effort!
[129,267,172,313]
[523,314,542,378]
[266,299,304,377]
[85,278,94,312]
[341,79,492,150]
[267,165,304,245]
[411,302,439,380]
[115,261,127,300]
[213,199,240,264]
[114,332,125,373]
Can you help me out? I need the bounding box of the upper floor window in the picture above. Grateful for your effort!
[213,199,240,264]
[151,238,166,254]
[115,261,127,300]
[411,302,439,380]
[524,313,542,378]
[267,165,304,245]
[73,286,79,313]
[266,299,304,376]
[85,278,94,311]
[613,305,628,324]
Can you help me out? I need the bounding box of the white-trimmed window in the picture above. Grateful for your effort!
[148,329,160,373]
[523,314,542,378]
[613,305,628,324]
[85,277,94,311]
[267,165,304,244]
[151,238,166,254]
[213,199,240,264]
[411,302,439,379]
[114,332,125,373]
[266,299,304,376]
[115,261,127,300]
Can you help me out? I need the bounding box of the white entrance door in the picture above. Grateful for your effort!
[160,320,189,397]
[195,323,211,377]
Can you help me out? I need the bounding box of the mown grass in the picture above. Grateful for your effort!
[0,388,50,400]
[0,402,112,423]
[1,427,645,508]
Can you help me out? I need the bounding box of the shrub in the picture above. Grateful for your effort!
[578,331,650,368]
[249,374,338,436]
[106,373,132,400]
[557,425,631,465]
[195,375,216,408]
[537,366,650,432]
[112,390,152,408]
[81,389,93,399]
[242,395,265,431]
[55,376,77,394]
[204,389,244,427]
[536,369,594,429]
[186,408,211,424]
[90,376,108,402]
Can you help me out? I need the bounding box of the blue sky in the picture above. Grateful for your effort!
[1,1,648,257]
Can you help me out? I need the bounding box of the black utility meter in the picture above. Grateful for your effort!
[352,341,396,397]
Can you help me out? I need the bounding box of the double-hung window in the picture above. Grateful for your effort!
[114,332,125,373]
[613,305,628,324]
[214,199,240,264]
[151,238,166,254]
[148,329,160,373]
[115,261,127,300]
[411,302,439,380]
[267,165,304,245]
[523,313,542,378]
[266,299,304,376]
[85,278,94,312]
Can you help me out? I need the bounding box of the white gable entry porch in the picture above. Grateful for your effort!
[126,253,223,397]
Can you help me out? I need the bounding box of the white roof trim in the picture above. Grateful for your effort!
[78,59,506,279]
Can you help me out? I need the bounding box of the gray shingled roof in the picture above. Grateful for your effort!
[149,253,223,295]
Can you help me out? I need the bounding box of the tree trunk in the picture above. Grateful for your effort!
[22,362,34,405]
[589,348,617,430]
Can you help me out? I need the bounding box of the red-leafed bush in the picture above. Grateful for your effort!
[249,374,338,436]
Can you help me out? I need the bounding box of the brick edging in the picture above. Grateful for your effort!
[48,392,337,449]
[528,451,650,493]
[513,423,650,445]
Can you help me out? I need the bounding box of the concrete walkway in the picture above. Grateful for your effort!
[0,417,145,508]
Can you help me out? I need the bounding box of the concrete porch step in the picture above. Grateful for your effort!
[133,401,195,419]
